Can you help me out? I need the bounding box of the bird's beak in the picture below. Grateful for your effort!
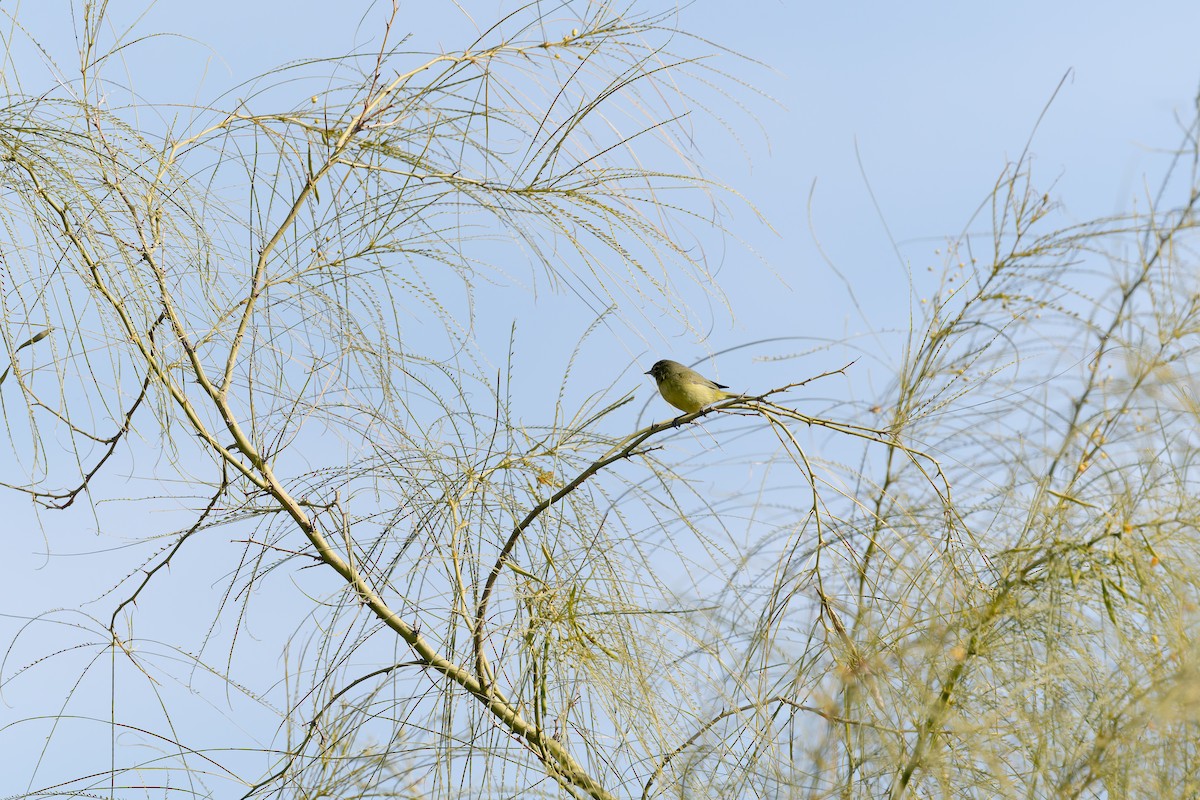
[644,369,652,376]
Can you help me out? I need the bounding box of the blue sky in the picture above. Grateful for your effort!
[11,1,1199,381]
[4,0,1200,791]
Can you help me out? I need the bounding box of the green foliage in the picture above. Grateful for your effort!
[3,3,1200,800]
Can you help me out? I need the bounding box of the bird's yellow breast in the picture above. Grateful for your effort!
[658,378,730,413]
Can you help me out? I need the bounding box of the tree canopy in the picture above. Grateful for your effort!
[3,3,1200,799]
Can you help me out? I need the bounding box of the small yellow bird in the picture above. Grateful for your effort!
[645,359,740,414]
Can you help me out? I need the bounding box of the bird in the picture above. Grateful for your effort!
[645,359,741,414]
